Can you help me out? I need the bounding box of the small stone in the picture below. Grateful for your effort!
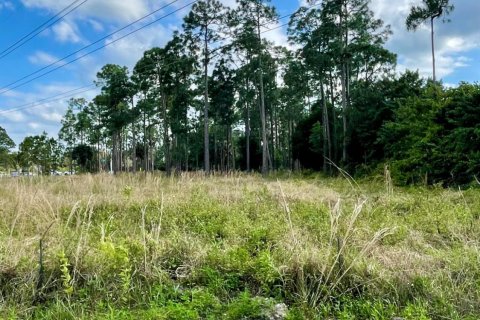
[269,303,288,320]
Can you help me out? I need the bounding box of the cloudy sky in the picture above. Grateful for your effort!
[0,0,478,145]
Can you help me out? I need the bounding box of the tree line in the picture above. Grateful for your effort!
[1,0,477,185]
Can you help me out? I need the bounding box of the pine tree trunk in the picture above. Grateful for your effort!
[120,131,124,172]
[321,80,331,173]
[289,120,293,170]
[185,136,189,172]
[246,100,251,172]
[431,17,436,82]
[162,91,171,175]
[214,130,218,171]
[328,72,337,163]
[132,123,137,173]
[341,63,348,163]
[270,104,275,170]
[123,129,127,172]
[340,1,349,164]
[274,103,280,168]
[143,112,147,173]
[113,131,121,174]
[204,30,210,174]
[257,16,268,175]
[227,125,231,172]
[97,140,100,172]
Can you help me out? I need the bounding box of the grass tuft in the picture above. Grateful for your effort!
[0,173,479,319]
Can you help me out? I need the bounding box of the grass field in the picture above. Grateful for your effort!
[1,173,479,319]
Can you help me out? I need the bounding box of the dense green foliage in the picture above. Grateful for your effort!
[380,82,480,185]
[72,144,95,172]
[17,132,61,174]
[0,126,15,170]
[293,77,480,185]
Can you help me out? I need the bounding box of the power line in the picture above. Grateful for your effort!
[0,0,187,95]
[0,2,310,115]
[0,19,285,115]
[0,1,196,113]
[0,85,96,116]
[207,7,305,58]
[261,21,290,34]
[0,0,89,60]
[0,0,301,95]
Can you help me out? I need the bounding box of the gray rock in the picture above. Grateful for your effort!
[269,303,288,320]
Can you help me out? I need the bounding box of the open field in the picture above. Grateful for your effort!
[1,173,479,319]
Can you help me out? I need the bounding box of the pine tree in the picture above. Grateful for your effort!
[406,0,454,82]
[183,0,228,173]
[94,64,132,174]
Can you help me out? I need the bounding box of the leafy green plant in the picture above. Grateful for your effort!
[58,250,73,296]
[225,291,271,320]
[122,185,133,198]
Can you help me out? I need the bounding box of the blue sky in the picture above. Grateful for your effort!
[0,0,478,145]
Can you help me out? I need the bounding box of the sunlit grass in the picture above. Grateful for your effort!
[0,173,479,319]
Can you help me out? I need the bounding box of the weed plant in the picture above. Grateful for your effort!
[0,172,479,319]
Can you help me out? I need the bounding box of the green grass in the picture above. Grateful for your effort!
[0,172,479,319]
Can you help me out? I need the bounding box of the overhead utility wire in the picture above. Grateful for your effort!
[0,0,314,94]
[0,0,186,94]
[0,2,316,114]
[0,85,96,115]
[0,0,89,60]
[0,15,288,115]
[0,0,196,114]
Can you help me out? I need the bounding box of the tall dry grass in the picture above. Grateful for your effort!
[0,172,479,318]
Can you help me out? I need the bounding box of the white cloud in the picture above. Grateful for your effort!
[219,0,238,8]
[370,0,480,79]
[52,20,82,43]
[0,83,98,144]
[88,19,104,32]
[21,0,152,23]
[261,22,289,48]
[443,82,457,88]
[293,0,480,81]
[0,1,14,10]
[28,51,59,65]
[38,110,63,122]
[28,122,41,129]
[101,24,173,70]
[5,111,25,122]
